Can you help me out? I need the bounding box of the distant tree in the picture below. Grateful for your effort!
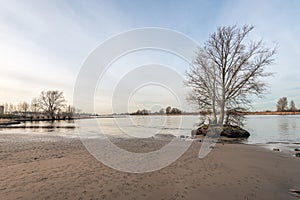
[18,102,29,116]
[290,100,296,111]
[131,109,149,115]
[4,103,8,114]
[165,106,182,115]
[65,105,75,119]
[276,97,288,112]
[9,103,14,114]
[166,106,171,114]
[185,25,276,125]
[31,98,39,114]
[159,108,165,114]
[170,107,182,114]
[38,90,66,119]
[140,109,149,115]
[16,103,22,113]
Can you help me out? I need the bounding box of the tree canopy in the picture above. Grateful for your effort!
[186,25,276,125]
[38,90,66,119]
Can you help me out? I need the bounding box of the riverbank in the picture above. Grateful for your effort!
[0,115,103,124]
[0,125,76,129]
[243,111,300,115]
[0,119,20,126]
[0,134,299,199]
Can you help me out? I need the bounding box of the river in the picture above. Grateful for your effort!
[1,115,300,145]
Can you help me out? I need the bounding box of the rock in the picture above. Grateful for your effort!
[192,124,250,138]
[221,125,250,138]
[273,148,280,151]
[295,153,300,157]
[198,125,209,135]
[295,148,300,151]
[191,125,209,137]
[180,135,185,139]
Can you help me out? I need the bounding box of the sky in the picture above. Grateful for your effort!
[0,0,300,114]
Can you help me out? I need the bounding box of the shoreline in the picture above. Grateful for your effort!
[242,111,300,115]
[0,125,76,129]
[0,134,299,199]
[1,130,299,155]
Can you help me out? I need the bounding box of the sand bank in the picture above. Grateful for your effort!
[0,134,299,200]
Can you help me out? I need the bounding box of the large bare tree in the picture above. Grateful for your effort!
[186,25,276,125]
[38,90,66,119]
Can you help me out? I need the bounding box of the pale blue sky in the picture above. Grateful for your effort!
[0,0,299,113]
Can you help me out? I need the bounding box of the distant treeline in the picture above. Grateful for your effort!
[130,106,182,115]
[0,90,76,120]
[276,97,298,112]
[241,111,300,115]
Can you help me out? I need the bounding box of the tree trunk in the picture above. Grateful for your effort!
[212,95,217,124]
[218,86,226,125]
[218,102,225,125]
[211,69,218,124]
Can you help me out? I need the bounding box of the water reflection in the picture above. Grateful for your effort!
[278,116,290,140]
[245,115,300,144]
[277,116,297,141]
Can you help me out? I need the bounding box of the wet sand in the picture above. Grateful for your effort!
[0,134,300,200]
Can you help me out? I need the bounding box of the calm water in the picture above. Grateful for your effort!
[1,115,300,145]
[244,115,300,144]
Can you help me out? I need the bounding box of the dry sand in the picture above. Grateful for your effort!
[0,134,300,200]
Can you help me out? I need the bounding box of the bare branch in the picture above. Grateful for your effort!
[185,25,276,125]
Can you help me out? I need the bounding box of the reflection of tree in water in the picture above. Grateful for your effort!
[163,116,182,136]
[289,117,297,139]
[291,118,297,130]
[165,116,181,128]
[277,116,297,141]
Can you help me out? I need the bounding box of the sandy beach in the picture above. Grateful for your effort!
[0,134,300,200]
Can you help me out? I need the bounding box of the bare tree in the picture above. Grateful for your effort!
[290,100,296,111]
[65,105,75,119]
[276,97,288,112]
[224,107,247,126]
[38,90,66,119]
[31,98,39,117]
[4,103,8,114]
[9,103,14,114]
[16,103,22,113]
[166,106,171,114]
[17,102,29,116]
[186,25,276,125]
